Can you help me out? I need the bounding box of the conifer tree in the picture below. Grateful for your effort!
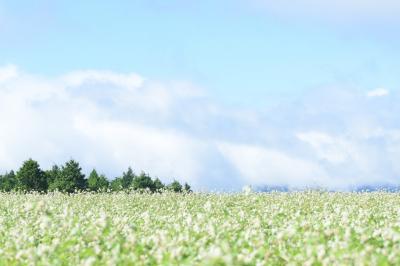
[0,171,16,192]
[51,160,86,192]
[16,159,47,192]
[184,182,192,193]
[121,167,135,189]
[153,178,165,191]
[132,171,155,191]
[88,169,109,191]
[110,177,123,191]
[46,165,61,191]
[167,180,183,193]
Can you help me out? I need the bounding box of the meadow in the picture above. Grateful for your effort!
[0,191,399,265]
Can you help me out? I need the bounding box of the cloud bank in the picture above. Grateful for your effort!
[0,65,399,190]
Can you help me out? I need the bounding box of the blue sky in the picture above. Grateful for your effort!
[1,1,400,190]
[2,0,400,105]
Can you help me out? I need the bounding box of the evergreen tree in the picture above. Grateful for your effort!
[132,171,155,191]
[46,165,61,191]
[168,180,183,193]
[16,159,47,192]
[88,169,109,191]
[121,167,135,189]
[153,178,165,191]
[97,174,109,190]
[110,177,123,191]
[0,171,17,192]
[184,182,192,193]
[0,158,192,194]
[51,160,86,192]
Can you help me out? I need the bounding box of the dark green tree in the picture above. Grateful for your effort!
[167,180,183,193]
[0,158,192,194]
[110,177,123,191]
[184,182,192,193]
[16,159,47,192]
[132,171,155,191]
[0,171,17,192]
[51,160,86,192]
[153,178,165,191]
[88,169,109,191]
[121,167,135,189]
[46,165,61,191]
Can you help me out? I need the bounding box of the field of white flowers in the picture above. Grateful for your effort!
[0,191,399,265]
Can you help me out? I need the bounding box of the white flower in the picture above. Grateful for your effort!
[242,185,252,195]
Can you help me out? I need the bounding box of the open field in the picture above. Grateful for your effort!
[0,192,399,265]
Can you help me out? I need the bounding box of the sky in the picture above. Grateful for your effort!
[1,0,400,190]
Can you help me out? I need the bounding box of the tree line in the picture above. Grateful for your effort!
[0,159,191,193]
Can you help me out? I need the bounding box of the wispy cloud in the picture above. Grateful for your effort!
[367,88,389,97]
[0,65,400,190]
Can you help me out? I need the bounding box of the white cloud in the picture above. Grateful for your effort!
[0,67,241,190]
[73,116,207,185]
[218,142,333,188]
[0,65,18,82]
[1,66,400,190]
[367,88,389,97]
[297,131,357,164]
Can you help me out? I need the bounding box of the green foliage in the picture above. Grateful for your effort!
[16,159,47,192]
[110,177,123,191]
[51,160,86,192]
[88,169,109,191]
[121,167,135,189]
[0,171,16,192]
[153,178,165,191]
[46,165,61,191]
[0,159,190,193]
[167,180,183,193]
[184,182,192,193]
[132,172,155,191]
